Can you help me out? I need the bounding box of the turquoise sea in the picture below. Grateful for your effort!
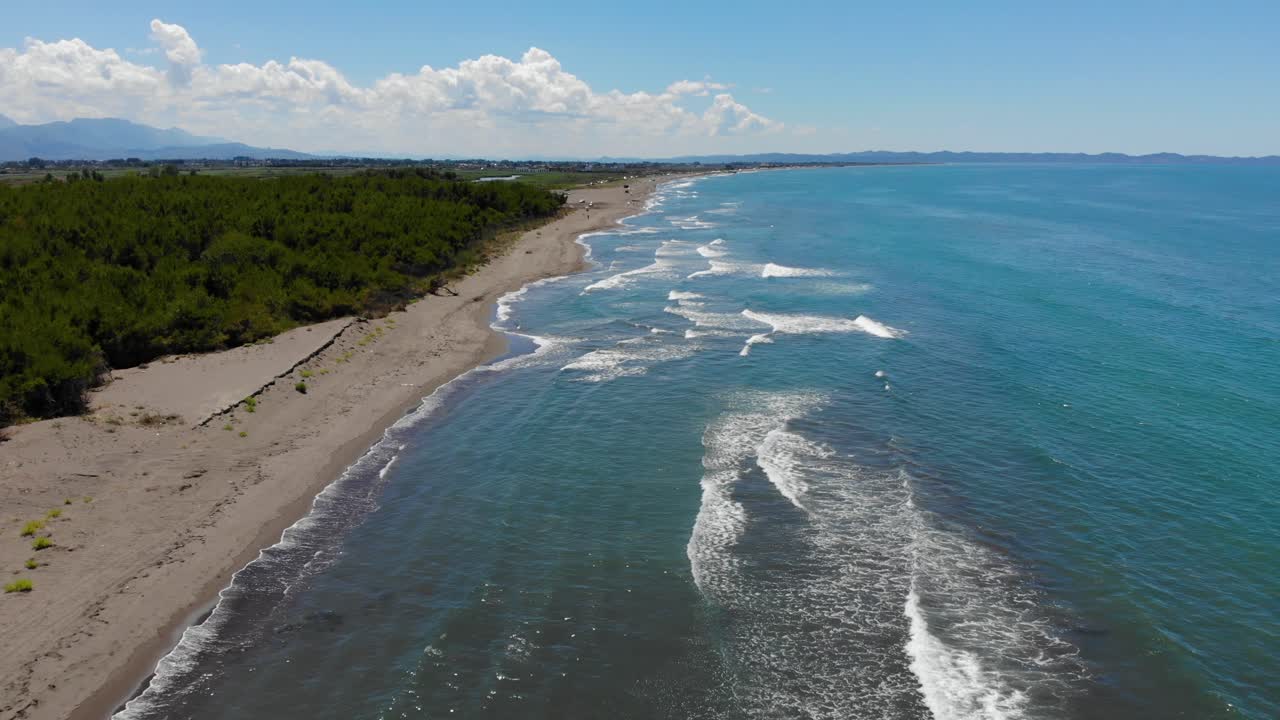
[119,165,1278,719]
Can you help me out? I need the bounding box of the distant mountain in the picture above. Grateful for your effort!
[652,151,1280,166]
[0,117,312,161]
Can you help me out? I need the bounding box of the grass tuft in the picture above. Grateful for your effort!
[4,579,33,593]
[295,381,308,394]
[20,520,43,537]
[45,509,61,519]
[31,536,53,550]
[24,558,38,570]
[64,498,73,505]
[238,431,248,438]
[244,397,257,413]
[223,423,234,431]
[299,369,314,378]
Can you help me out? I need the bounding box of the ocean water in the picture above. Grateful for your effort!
[118,165,1279,720]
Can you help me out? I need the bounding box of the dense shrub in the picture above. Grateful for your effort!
[0,170,563,424]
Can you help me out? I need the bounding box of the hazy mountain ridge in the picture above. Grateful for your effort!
[0,117,311,161]
[3,116,1276,164]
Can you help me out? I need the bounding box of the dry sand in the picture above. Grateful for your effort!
[0,177,669,720]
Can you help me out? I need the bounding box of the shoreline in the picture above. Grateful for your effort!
[0,176,680,720]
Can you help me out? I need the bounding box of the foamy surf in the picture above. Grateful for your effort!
[687,392,825,595]
[687,395,1083,718]
[581,259,672,293]
[761,262,837,278]
[688,260,754,279]
[740,309,907,338]
[739,332,774,356]
[559,336,698,382]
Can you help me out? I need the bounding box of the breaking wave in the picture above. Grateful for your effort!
[686,395,1085,719]
[761,262,837,278]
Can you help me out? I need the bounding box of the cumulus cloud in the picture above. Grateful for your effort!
[0,20,782,156]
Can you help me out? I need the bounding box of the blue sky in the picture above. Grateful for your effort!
[2,1,1277,157]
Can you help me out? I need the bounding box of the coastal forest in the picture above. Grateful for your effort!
[0,170,565,426]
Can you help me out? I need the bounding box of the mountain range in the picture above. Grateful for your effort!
[0,116,311,161]
[2,116,1276,165]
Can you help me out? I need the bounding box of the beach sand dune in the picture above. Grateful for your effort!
[0,178,668,720]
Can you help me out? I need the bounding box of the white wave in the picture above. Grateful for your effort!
[903,494,1086,720]
[875,370,887,378]
[482,334,571,372]
[697,242,728,258]
[756,428,832,512]
[740,309,906,339]
[560,337,698,382]
[669,214,717,230]
[761,262,837,278]
[493,275,571,327]
[581,259,672,293]
[688,260,756,279]
[687,392,825,595]
[613,244,647,252]
[906,588,1029,720]
[738,332,774,356]
[655,239,698,257]
[667,290,704,301]
[687,404,1084,717]
[665,304,759,332]
[854,315,906,338]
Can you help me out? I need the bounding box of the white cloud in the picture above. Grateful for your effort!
[0,20,783,157]
[666,79,731,96]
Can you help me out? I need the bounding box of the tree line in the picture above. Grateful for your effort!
[0,170,564,425]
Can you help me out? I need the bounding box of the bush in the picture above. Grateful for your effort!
[4,579,33,593]
[244,397,257,413]
[238,431,247,438]
[20,520,43,537]
[46,509,61,519]
[0,171,565,426]
[295,382,308,394]
[31,536,53,550]
[24,558,37,570]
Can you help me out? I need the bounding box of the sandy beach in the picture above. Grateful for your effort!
[0,177,668,720]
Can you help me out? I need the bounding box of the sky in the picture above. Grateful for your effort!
[2,1,1278,158]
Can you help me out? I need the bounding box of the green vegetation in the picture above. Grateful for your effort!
[45,509,61,519]
[295,382,308,394]
[31,536,53,550]
[4,579,33,593]
[244,396,257,413]
[299,370,313,378]
[0,170,564,425]
[19,520,43,537]
[24,558,38,570]
[238,430,247,438]
[222,423,234,431]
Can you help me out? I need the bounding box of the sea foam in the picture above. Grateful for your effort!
[761,262,837,278]
[741,309,906,338]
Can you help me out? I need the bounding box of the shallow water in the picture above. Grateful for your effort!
[119,165,1280,719]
